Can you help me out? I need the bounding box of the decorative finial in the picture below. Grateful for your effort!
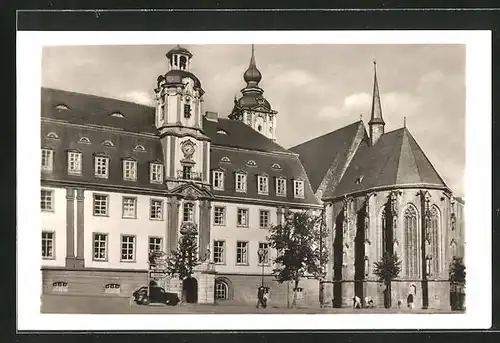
[360,114,363,121]
[404,117,407,128]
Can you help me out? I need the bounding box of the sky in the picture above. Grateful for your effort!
[42,44,465,197]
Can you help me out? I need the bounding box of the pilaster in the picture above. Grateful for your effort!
[65,187,75,268]
[167,197,180,252]
[75,188,85,268]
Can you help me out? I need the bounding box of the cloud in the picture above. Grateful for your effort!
[121,90,155,106]
[267,68,328,95]
[343,92,372,111]
[317,106,342,120]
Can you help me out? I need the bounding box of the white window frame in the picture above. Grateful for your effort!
[213,240,226,264]
[149,236,163,253]
[235,173,247,193]
[150,199,163,220]
[123,160,137,181]
[294,180,305,198]
[259,210,270,229]
[121,235,136,262]
[276,177,287,197]
[213,206,226,226]
[258,242,270,266]
[236,241,249,265]
[237,208,249,227]
[122,197,137,219]
[212,170,225,190]
[41,148,54,172]
[183,202,195,222]
[93,233,108,261]
[41,189,54,212]
[41,231,55,259]
[257,175,269,195]
[94,156,109,178]
[150,163,164,184]
[93,194,109,216]
[67,151,82,175]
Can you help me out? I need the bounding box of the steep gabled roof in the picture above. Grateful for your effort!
[289,121,365,192]
[326,127,449,199]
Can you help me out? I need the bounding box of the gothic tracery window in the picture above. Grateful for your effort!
[430,206,441,276]
[404,205,419,278]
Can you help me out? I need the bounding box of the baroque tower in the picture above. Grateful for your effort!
[229,45,278,141]
[368,61,385,146]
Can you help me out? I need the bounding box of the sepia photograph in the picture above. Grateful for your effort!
[16,30,491,330]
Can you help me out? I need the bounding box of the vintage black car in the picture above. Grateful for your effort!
[133,286,180,306]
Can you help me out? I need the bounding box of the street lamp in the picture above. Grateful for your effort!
[257,248,267,288]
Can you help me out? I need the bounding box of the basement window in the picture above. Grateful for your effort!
[104,283,121,294]
[52,281,68,293]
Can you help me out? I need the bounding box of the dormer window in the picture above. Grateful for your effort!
[55,104,70,111]
[133,144,146,152]
[67,151,82,175]
[94,155,109,179]
[246,160,257,167]
[271,163,282,170]
[257,175,269,195]
[78,136,91,144]
[294,180,305,198]
[123,159,137,181]
[41,148,54,172]
[220,156,231,163]
[235,172,247,193]
[212,170,225,191]
[102,140,115,148]
[46,132,59,140]
[276,177,287,197]
[355,176,364,184]
[217,129,228,135]
[110,112,125,118]
[150,163,164,184]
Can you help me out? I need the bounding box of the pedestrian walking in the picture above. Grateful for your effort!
[407,293,414,310]
[256,286,266,308]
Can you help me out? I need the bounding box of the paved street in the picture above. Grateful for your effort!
[41,295,459,314]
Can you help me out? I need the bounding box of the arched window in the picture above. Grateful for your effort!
[179,56,187,70]
[215,280,229,300]
[381,208,388,256]
[430,206,440,276]
[404,205,419,278]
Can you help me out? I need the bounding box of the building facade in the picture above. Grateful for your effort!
[40,46,321,306]
[291,62,466,310]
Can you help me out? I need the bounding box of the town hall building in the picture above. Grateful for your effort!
[40,45,464,310]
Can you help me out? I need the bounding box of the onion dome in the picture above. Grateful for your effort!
[165,45,193,59]
[243,45,262,87]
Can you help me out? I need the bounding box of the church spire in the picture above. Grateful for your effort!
[368,60,385,145]
[243,44,262,88]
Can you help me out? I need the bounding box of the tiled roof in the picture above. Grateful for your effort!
[203,117,288,153]
[290,121,365,192]
[42,88,157,134]
[41,122,165,191]
[326,127,449,199]
[210,147,320,206]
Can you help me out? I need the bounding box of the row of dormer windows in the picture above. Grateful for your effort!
[212,170,304,198]
[41,148,164,183]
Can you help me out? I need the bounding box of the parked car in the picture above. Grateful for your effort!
[132,286,180,306]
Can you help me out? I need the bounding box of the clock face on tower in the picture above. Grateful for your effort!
[181,141,195,157]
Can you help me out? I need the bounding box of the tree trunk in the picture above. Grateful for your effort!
[384,281,392,309]
[292,279,299,308]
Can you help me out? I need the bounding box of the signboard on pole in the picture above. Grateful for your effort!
[150,271,167,279]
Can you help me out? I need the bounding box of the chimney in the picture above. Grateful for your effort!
[205,111,219,122]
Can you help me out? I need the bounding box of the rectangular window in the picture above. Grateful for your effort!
[213,240,225,264]
[93,194,108,216]
[41,232,54,259]
[41,189,54,211]
[236,241,249,265]
[94,156,109,178]
[258,242,270,265]
[182,165,192,180]
[237,208,249,227]
[214,206,226,226]
[184,103,191,118]
[294,180,305,198]
[41,149,53,172]
[236,173,247,193]
[150,163,164,183]
[67,151,82,175]
[93,233,108,261]
[259,210,270,228]
[123,160,137,181]
[121,235,136,262]
[183,202,194,222]
[276,177,287,196]
[212,170,224,190]
[122,197,137,218]
[258,175,269,195]
[150,199,163,220]
[149,237,163,253]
